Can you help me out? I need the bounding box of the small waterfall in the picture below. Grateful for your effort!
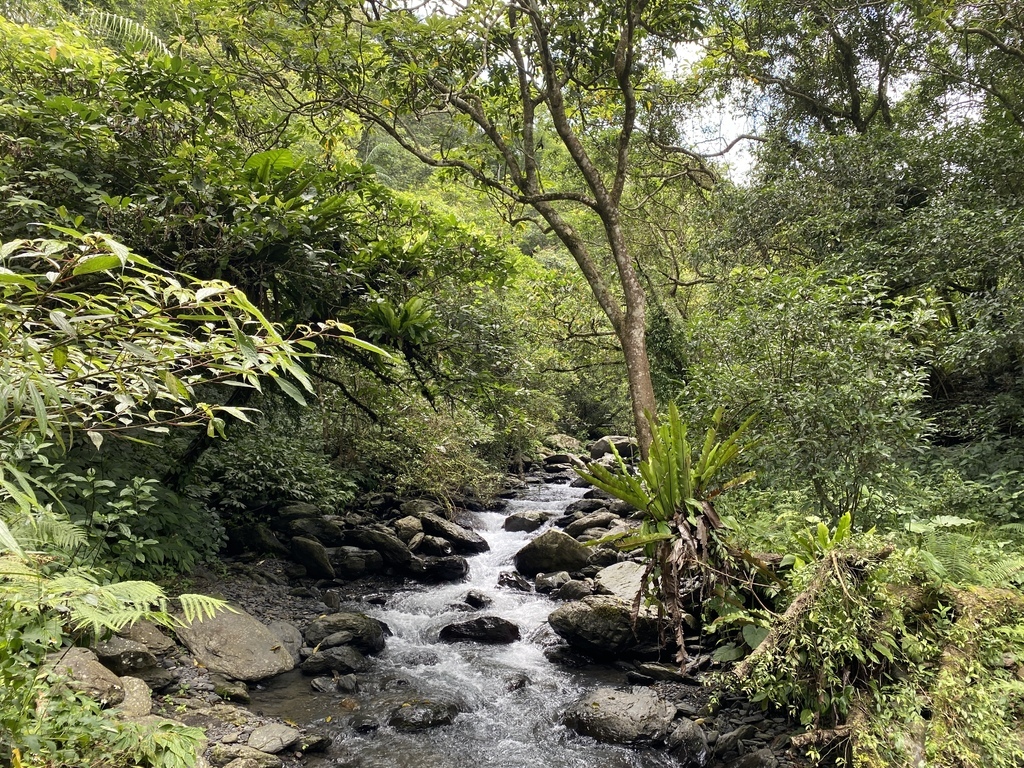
[251,482,680,768]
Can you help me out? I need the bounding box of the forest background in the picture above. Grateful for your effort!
[3,0,1024,765]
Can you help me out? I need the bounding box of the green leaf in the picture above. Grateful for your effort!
[72,254,122,275]
[274,376,307,406]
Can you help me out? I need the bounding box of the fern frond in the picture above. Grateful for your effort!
[84,10,171,56]
[177,593,230,624]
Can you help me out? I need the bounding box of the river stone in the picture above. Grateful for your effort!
[48,647,125,706]
[290,536,336,580]
[407,554,470,582]
[503,511,548,533]
[732,748,779,768]
[93,635,173,689]
[288,517,345,546]
[535,571,572,593]
[114,676,152,717]
[545,433,585,453]
[386,698,462,730]
[464,590,492,609]
[498,571,532,591]
[668,718,710,767]
[439,616,521,644]
[211,674,250,703]
[565,498,608,516]
[121,620,176,655]
[563,687,676,746]
[304,612,386,654]
[514,529,590,576]
[418,535,455,556]
[227,523,290,558]
[595,561,647,605]
[299,731,332,753]
[416,511,489,554]
[548,595,661,657]
[301,645,369,675]
[589,436,639,460]
[209,744,282,768]
[400,499,444,517]
[566,511,620,538]
[553,578,594,600]
[266,620,303,664]
[393,515,423,542]
[247,723,301,754]
[351,526,413,567]
[329,546,384,577]
[175,606,294,682]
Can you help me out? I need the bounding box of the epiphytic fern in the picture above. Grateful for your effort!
[84,10,170,57]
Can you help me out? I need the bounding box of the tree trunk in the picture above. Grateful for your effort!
[621,284,656,458]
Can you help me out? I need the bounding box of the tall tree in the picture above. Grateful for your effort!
[193,0,711,455]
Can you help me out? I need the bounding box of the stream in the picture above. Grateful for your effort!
[248,481,682,767]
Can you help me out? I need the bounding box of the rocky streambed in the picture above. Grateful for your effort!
[53,448,807,768]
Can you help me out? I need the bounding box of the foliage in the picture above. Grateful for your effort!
[578,404,756,661]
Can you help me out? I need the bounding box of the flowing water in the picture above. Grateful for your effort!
[250,481,680,768]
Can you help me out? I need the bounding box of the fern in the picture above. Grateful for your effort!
[84,10,171,57]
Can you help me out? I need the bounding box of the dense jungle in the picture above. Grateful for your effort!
[3,0,1024,766]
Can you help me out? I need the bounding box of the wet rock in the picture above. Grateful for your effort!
[734,748,779,768]
[589,436,639,460]
[565,512,619,538]
[290,536,335,580]
[439,616,521,644]
[552,578,594,600]
[668,719,710,767]
[351,526,413,568]
[408,554,470,582]
[175,605,294,682]
[716,724,758,757]
[564,498,608,516]
[266,620,303,664]
[210,674,250,703]
[498,571,532,592]
[329,546,384,578]
[304,612,386,654]
[301,645,369,675]
[503,511,548,533]
[464,590,492,609]
[247,723,301,754]
[48,647,124,706]
[323,630,355,647]
[514,529,590,576]
[563,687,676,746]
[548,595,661,657]
[209,744,282,768]
[415,511,489,555]
[299,732,332,753]
[535,571,572,593]
[392,515,423,542]
[418,535,455,556]
[587,547,620,568]
[387,698,462,730]
[114,676,152,717]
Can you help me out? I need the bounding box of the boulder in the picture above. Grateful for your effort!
[407,555,470,582]
[464,590,492,609]
[288,517,345,546]
[563,687,676,746]
[275,502,321,523]
[416,511,489,554]
[497,571,532,591]
[565,511,619,538]
[392,515,423,542]
[290,536,335,580]
[226,523,290,558]
[417,535,455,556]
[552,578,594,600]
[595,561,647,605]
[120,620,176,655]
[732,748,778,768]
[329,546,384,578]
[209,744,282,768]
[114,676,152,717]
[48,647,124,706]
[266,620,303,664]
[247,723,301,754]
[544,434,585,453]
[299,731,333,754]
[351,526,413,567]
[564,499,608,516]
[300,645,369,675]
[211,674,250,703]
[589,436,639,460]
[386,698,462,730]
[503,511,548,533]
[669,718,710,767]
[535,571,572,593]
[544,453,582,467]
[93,635,172,689]
[513,530,590,576]
[548,595,661,657]
[399,499,444,518]
[439,616,521,644]
[304,612,386,654]
[175,605,294,682]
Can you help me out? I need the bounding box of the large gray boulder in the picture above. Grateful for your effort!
[48,647,124,706]
[565,511,619,538]
[288,517,345,546]
[120,620,176,655]
[563,687,676,746]
[350,526,413,567]
[589,436,639,460]
[247,723,301,754]
[548,595,661,657]
[114,676,152,718]
[439,616,520,644]
[209,744,282,768]
[93,635,173,690]
[328,546,384,578]
[416,511,489,554]
[407,554,470,582]
[514,529,590,576]
[175,606,294,682]
[304,612,386,654]
[266,620,303,664]
[503,510,548,533]
[595,561,647,605]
